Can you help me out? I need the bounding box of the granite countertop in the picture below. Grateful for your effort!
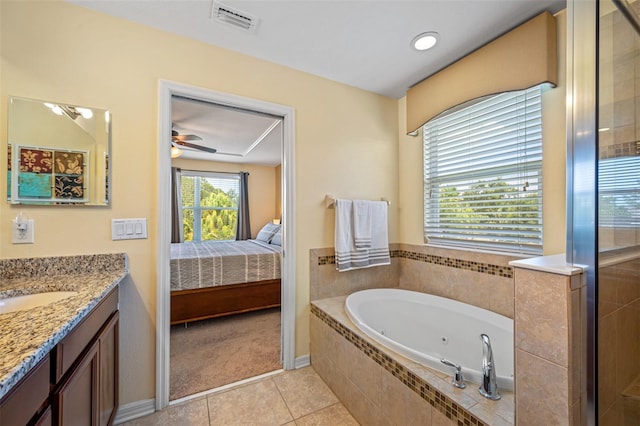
[0,253,128,400]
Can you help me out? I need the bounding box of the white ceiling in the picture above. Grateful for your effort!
[172,97,283,166]
[68,0,566,165]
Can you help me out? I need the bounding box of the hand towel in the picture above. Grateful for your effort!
[353,200,372,249]
[335,199,390,272]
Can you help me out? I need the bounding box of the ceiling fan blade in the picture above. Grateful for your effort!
[172,134,203,141]
[176,140,218,154]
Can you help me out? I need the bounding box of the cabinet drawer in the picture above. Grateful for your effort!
[55,287,118,381]
[0,354,50,426]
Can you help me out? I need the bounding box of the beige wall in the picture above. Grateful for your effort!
[397,10,568,256]
[172,158,278,238]
[0,0,399,407]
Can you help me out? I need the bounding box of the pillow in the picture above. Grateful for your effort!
[255,223,280,243]
[270,228,282,246]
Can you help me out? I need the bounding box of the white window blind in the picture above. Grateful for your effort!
[599,156,640,228]
[423,85,543,254]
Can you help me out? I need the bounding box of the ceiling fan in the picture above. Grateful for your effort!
[171,129,217,158]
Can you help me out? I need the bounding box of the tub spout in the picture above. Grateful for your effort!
[479,334,501,400]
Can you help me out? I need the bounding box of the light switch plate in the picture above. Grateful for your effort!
[112,218,147,240]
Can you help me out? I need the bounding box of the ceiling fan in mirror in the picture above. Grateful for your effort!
[171,127,217,158]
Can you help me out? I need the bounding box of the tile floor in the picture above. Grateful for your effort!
[120,366,360,425]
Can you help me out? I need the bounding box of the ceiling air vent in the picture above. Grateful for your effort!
[211,1,259,33]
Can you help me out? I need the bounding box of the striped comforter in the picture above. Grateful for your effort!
[170,240,281,291]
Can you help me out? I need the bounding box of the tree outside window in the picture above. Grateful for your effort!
[181,172,240,241]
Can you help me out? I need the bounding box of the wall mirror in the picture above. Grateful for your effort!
[6,96,111,206]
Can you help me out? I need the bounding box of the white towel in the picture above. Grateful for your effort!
[353,200,372,249]
[335,199,390,272]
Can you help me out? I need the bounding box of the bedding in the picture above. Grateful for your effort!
[170,239,281,291]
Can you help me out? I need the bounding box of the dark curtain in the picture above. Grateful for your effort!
[236,171,251,240]
[170,167,184,243]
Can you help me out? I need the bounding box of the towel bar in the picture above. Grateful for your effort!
[325,194,390,209]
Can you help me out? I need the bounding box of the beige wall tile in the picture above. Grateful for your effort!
[599,398,624,426]
[515,349,569,425]
[431,408,457,426]
[515,268,569,366]
[468,391,514,425]
[343,336,383,407]
[380,368,431,425]
[617,305,640,392]
[598,311,618,414]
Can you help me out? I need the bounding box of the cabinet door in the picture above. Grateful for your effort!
[0,354,50,426]
[34,405,52,426]
[55,340,99,426]
[99,312,119,426]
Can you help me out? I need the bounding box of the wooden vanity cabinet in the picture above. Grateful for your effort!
[0,354,51,426]
[53,288,119,426]
[0,286,119,426]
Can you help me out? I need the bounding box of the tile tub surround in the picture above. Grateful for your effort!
[510,255,585,425]
[310,246,401,301]
[310,297,515,426]
[397,244,522,319]
[0,253,128,399]
[311,244,521,320]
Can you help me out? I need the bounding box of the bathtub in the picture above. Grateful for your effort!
[345,288,514,391]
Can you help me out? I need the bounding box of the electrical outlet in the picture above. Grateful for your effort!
[12,219,34,244]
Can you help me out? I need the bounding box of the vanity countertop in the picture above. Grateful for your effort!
[0,253,128,400]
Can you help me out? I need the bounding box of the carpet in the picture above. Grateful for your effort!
[170,308,281,400]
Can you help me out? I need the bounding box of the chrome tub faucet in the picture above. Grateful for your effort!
[479,333,501,400]
[441,358,466,389]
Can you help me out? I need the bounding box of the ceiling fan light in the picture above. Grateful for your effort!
[171,145,183,158]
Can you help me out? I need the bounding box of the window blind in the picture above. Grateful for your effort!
[423,86,543,254]
[599,156,640,228]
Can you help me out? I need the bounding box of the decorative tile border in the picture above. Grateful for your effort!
[317,249,513,278]
[599,140,640,159]
[311,304,488,426]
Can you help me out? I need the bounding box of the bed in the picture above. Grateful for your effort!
[170,234,282,325]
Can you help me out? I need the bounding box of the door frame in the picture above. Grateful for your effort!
[156,80,296,410]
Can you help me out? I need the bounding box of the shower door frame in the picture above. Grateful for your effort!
[566,0,598,424]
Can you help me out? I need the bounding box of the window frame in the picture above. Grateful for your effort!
[180,170,240,242]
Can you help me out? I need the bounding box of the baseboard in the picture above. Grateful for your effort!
[295,354,310,369]
[113,398,156,425]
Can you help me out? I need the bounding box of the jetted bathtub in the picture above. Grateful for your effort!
[345,288,514,390]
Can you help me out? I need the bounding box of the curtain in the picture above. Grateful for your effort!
[236,171,251,240]
[171,167,184,243]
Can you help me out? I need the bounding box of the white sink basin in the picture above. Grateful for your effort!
[0,291,78,314]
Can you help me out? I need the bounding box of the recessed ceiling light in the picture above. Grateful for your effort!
[412,32,439,51]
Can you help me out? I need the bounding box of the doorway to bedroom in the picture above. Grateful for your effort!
[157,81,296,408]
[169,97,284,400]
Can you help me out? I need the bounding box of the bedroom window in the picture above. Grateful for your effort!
[181,171,240,242]
[423,85,543,254]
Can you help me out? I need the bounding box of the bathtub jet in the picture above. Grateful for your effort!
[345,288,514,392]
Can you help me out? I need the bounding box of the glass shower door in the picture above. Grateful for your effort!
[597,1,640,424]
